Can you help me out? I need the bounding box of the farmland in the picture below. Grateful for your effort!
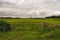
[0,18,60,40]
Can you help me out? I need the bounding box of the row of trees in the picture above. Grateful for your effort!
[46,16,60,18]
[0,17,22,19]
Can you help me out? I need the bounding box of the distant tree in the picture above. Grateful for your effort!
[0,20,12,32]
[46,15,60,18]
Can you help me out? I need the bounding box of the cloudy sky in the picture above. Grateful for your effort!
[0,0,60,18]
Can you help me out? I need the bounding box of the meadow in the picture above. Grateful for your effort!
[0,18,60,40]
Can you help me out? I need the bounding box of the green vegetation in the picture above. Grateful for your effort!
[0,20,12,32]
[0,18,60,40]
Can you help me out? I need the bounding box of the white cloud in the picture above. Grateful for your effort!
[0,0,60,18]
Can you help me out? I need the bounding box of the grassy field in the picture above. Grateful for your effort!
[0,18,60,40]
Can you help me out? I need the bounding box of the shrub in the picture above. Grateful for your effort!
[0,20,12,32]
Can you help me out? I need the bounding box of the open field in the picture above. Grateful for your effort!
[0,18,60,40]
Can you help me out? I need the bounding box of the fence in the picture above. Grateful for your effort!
[10,22,60,31]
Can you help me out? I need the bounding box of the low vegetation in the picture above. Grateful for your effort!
[0,18,60,40]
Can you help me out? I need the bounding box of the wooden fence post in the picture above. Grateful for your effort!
[41,22,46,28]
[23,22,24,31]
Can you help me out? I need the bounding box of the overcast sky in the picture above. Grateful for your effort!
[0,0,60,18]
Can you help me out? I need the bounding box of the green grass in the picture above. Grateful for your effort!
[0,18,60,40]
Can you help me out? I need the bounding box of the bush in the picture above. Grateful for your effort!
[0,20,12,32]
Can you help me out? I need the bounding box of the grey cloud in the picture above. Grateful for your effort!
[0,0,60,18]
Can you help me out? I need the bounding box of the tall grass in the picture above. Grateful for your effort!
[0,18,60,40]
